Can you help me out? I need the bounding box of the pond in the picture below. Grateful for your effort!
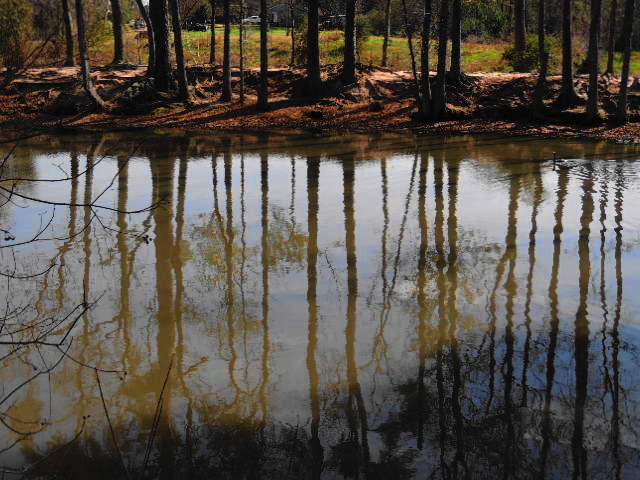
[0,131,639,479]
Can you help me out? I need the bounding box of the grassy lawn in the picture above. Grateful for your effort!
[89,26,640,76]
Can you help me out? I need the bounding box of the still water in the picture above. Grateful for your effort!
[1,131,640,479]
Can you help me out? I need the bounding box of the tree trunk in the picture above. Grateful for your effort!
[534,0,548,110]
[221,0,232,101]
[381,0,392,67]
[134,0,155,72]
[61,0,75,66]
[606,0,618,74]
[616,0,636,124]
[557,0,582,107]
[513,0,527,71]
[401,0,420,103]
[289,1,295,65]
[149,0,171,91]
[75,0,103,108]
[209,0,216,64]
[585,0,602,123]
[168,0,189,100]
[109,0,125,64]
[239,0,245,102]
[342,0,357,84]
[432,0,449,119]
[449,0,462,79]
[258,0,269,109]
[420,0,432,117]
[307,0,322,94]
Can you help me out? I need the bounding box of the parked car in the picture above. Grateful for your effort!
[242,15,261,24]
[184,22,210,31]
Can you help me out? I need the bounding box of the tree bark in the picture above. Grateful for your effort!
[449,0,462,79]
[149,0,171,91]
[381,0,392,67]
[307,0,322,94]
[513,0,527,71]
[109,0,125,64]
[342,0,357,84]
[168,0,189,100]
[432,0,449,119]
[585,0,602,123]
[557,0,582,107]
[420,0,432,117]
[258,0,269,109]
[616,0,636,124]
[61,0,75,66]
[606,0,618,74]
[221,0,232,101]
[209,0,216,64]
[75,0,103,108]
[239,0,245,102]
[134,0,155,72]
[534,0,548,110]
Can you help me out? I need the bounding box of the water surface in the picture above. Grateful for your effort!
[1,132,640,479]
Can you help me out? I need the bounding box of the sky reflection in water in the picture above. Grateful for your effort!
[0,132,640,479]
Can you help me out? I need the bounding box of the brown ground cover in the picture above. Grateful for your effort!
[2,64,640,142]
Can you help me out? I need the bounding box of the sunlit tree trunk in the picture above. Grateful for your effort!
[75,0,103,107]
[168,0,189,100]
[605,0,618,74]
[557,0,582,107]
[420,0,432,117]
[258,0,269,109]
[221,0,232,101]
[534,0,548,110]
[381,0,392,67]
[342,0,357,84]
[432,0,449,119]
[449,0,463,79]
[109,0,125,64]
[209,0,216,64]
[61,0,75,66]
[134,0,155,72]
[616,0,636,124]
[149,0,171,91]
[513,0,527,71]
[585,0,602,123]
[307,0,321,94]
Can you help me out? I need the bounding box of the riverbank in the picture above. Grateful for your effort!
[2,64,640,143]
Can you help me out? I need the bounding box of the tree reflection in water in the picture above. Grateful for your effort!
[1,133,640,479]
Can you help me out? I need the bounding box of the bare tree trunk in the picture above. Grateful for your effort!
[75,0,104,108]
[209,0,216,64]
[585,0,602,123]
[258,0,269,109]
[239,0,245,102]
[134,0,155,72]
[149,0,171,91]
[420,0,432,117]
[61,0,75,66]
[449,0,462,79]
[221,0,232,101]
[168,0,189,100]
[342,0,357,84]
[616,0,636,124]
[534,0,548,110]
[109,0,125,64]
[513,0,527,71]
[557,0,582,107]
[606,0,618,74]
[400,0,420,103]
[307,0,321,94]
[289,0,295,65]
[381,0,392,67]
[432,0,449,119]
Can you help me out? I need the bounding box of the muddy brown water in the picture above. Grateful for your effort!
[1,131,640,479]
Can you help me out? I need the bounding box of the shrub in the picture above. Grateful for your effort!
[0,0,34,69]
[502,34,560,72]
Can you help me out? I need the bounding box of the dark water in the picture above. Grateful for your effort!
[1,131,640,479]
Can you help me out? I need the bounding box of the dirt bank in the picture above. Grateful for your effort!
[2,64,640,142]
